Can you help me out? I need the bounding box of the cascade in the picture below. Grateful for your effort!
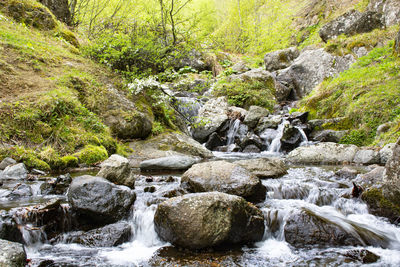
[226,119,241,145]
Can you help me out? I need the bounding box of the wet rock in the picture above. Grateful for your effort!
[236,158,288,179]
[255,115,282,133]
[353,149,380,165]
[227,106,247,120]
[0,239,26,267]
[276,49,355,98]
[284,210,362,247]
[281,123,302,151]
[242,145,261,153]
[67,175,136,225]
[319,10,384,42]
[352,182,364,198]
[129,132,213,159]
[40,174,72,195]
[0,157,16,170]
[310,130,347,143]
[379,143,395,164]
[60,222,132,247]
[243,106,270,129]
[144,186,156,193]
[140,155,201,171]
[344,249,380,264]
[286,142,359,165]
[361,187,400,224]
[154,192,265,250]
[192,97,229,143]
[162,188,186,198]
[239,133,264,151]
[0,163,28,180]
[0,213,23,243]
[181,161,266,203]
[288,112,309,124]
[231,61,250,74]
[356,166,385,189]
[335,167,359,180]
[205,132,225,151]
[9,184,32,199]
[97,154,135,188]
[264,47,300,72]
[368,0,400,27]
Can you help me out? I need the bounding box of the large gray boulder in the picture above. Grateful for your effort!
[243,105,270,129]
[353,149,380,165]
[67,175,136,224]
[154,192,265,250]
[0,239,26,267]
[236,158,288,179]
[319,10,384,42]
[192,97,229,143]
[264,47,300,72]
[0,158,16,170]
[60,222,132,247]
[228,68,275,84]
[104,110,152,140]
[286,142,359,165]
[97,154,135,188]
[368,0,400,27]
[181,161,266,203]
[383,138,400,197]
[276,49,355,98]
[0,163,28,180]
[140,155,200,171]
[0,213,23,243]
[379,143,395,164]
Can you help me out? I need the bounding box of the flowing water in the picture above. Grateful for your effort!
[3,163,398,266]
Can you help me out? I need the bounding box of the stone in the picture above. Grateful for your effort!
[310,130,347,143]
[319,10,384,42]
[140,155,201,171]
[97,154,135,188]
[239,133,264,151]
[243,106,270,129]
[205,132,225,151]
[0,213,23,243]
[228,68,275,84]
[255,115,283,133]
[280,123,302,151]
[353,149,380,165]
[376,123,391,136]
[242,145,261,153]
[236,158,288,179]
[39,0,71,25]
[192,97,229,143]
[0,239,26,267]
[67,175,136,225]
[335,167,359,180]
[395,29,400,55]
[264,47,300,72]
[0,157,16,170]
[276,49,355,98]
[40,173,72,195]
[368,0,400,27]
[0,163,28,180]
[9,184,32,199]
[60,222,132,247]
[231,61,250,74]
[379,143,395,164]
[286,142,359,165]
[154,192,265,250]
[104,110,152,140]
[344,249,380,264]
[181,161,266,203]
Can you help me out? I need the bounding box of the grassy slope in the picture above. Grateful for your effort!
[0,6,132,170]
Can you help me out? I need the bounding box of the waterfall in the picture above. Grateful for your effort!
[226,119,241,146]
[268,121,288,153]
[296,126,309,146]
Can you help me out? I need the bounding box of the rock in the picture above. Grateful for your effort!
[286,142,359,165]
[310,130,347,143]
[361,187,400,224]
[242,145,261,153]
[344,249,380,264]
[39,0,71,25]
[335,167,359,180]
[181,161,266,203]
[140,155,200,171]
[264,47,300,72]
[255,115,283,133]
[356,166,385,189]
[97,154,135,188]
[353,149,380,165]
[0,213,23,243]
[0,157,16,170]
[353,46,369,58]
[276,49,355,98]
[284,210,363,247]
[288,112,309,124]
[40,174,72,195]
[67,175,136,225]
[9,184,32,199]
[275,81,293,101]
[395,29,400,55]
[376,123,391,136]
[231,61,250,74]
[368,0,400,27]
[104,110,152,140]
[60,222,132,247]
[227,106,247,120]
[205,132,225,151]
[280,123,302,151]
[243,106,270,129]
[154,192,265,250]
[0,239,26,267]
[129,132,213,160]
[0,163,28,180]
[172,49,210,72]
[381,138,400,211]
[192,97,229,143]
[239,133,264,151]
[229,68,275,84]
[319,10,384,42]
[236,158,288,179]
[379,143,395,164]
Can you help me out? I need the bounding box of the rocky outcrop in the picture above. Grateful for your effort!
[243,106,270,129]
[39,0,71,25]
[0,157,16,170]
[67,175,136,225]
[140,155,200,171]
[181,161,266,203]
[286,142,359,164]
[154,192,265,250]
[97,154,135,188]
[319,10,384,42]
[276,49,355,98]
[0,239,26,267]
[0,163,28,180]
[368,0,400,27]
[236,158,288,179]
[59,222,132,247]
[383,137,400,203]
[264,47,300,72]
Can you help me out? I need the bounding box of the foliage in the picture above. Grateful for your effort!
[73,144,108,165]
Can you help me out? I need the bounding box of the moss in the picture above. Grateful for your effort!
[58,27,80,48]
[73,145,108,165]
[60,155,79,168]
[1,146,51,171]
[361,188,400,223]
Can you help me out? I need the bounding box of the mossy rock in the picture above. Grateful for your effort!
[73,145,108,165]
[361,188,400,224]
[59,27,80,48]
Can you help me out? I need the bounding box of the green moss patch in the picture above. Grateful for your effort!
[361,188,400,223]
[73,145,108,165]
